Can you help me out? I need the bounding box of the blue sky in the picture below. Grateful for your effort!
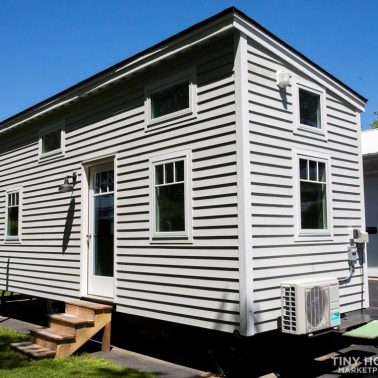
[0,0,377,129]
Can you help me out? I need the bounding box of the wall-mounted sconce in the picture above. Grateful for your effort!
[276,70,291,88]
[58,172,77,193]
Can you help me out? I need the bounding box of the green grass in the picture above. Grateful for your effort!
[0,290,13,297]
[0,326,154,378]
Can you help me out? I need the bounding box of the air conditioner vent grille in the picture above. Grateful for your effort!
[281,286,296,332]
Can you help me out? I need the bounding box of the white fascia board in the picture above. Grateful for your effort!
[234,31,254,337]
[0,14,234,135]
[233,14,366,112]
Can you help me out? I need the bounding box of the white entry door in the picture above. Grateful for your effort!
[87,162,114,298]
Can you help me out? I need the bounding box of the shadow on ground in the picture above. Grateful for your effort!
[0,281,377,377]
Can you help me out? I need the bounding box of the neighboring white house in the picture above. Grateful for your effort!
[0,7,368,337]
[362,129,378,278]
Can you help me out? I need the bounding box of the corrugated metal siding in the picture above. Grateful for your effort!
[0,34,240,332]
[247,39,365,333]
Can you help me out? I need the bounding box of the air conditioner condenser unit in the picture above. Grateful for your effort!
[281,277,340,335]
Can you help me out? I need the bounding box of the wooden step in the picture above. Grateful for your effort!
[49,313,95,327]
[66,300,112,313]
[10,342,55,359]
[66,300,112,319]
[30,328,75,344]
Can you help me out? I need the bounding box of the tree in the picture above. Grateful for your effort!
[371,111,378,129]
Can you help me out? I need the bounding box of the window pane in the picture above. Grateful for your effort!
[299,89,321,128]
[93,194,114,277]
[100,171,108,193]
[7,206,19,236]
[175,160,184,182]
[155,165,164,185]
[165,163,174,184]
[300,182,327,229]
[42,130,61,153]
[108,170,114,192]
[300,159,308,180]
[95,173,101,194]
[156,183,185,232]
[151,80,189,119]
[318,162,326,182]
[309,160,317,181]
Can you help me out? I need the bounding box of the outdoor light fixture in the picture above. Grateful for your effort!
[58,172,77,193]
[276,70,291,88]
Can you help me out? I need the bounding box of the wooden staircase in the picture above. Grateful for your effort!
[11,300,112,359]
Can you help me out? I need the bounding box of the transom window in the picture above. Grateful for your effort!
[154,160,185,233]
[6,190,20,239]
[94,169,114,194]
[151,80,190,120]
[299,89,321,128]
[299,158,328,230]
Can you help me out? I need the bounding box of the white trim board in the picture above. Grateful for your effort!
[234,31,254,337]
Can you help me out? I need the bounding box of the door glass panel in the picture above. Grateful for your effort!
[93,193,114,277]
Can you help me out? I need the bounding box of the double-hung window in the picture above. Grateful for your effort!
[150,150,192,240]
[5,188,21,242]
[294,150,332,239]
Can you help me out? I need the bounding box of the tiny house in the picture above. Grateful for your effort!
[0,7,368,337]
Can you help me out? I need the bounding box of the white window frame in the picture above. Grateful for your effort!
[39,120,65,160]
[4,186,22,243]
[292,77,327,138]
[145,69,197,129]
[293,148,333,241]
[149,148,192,242]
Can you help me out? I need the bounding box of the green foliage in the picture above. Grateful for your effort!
[371,111,378,129]
[0,326,154,378]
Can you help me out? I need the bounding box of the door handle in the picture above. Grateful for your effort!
[86,234,92,247]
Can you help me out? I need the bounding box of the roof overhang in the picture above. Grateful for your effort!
[0,7,367,135]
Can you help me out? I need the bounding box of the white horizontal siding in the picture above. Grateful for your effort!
[248,38,365,333]
[0,33,239,333]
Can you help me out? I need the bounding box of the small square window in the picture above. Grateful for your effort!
[299,89,321,128]
[39,121,65,160]
[151,81,190,119]
[145,70,196,129]
[293,79,327,137]
[42,129,61,154]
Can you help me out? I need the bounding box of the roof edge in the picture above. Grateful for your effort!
[232,7,366,104]
[0,6,367,133]
[0,7,236,130]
